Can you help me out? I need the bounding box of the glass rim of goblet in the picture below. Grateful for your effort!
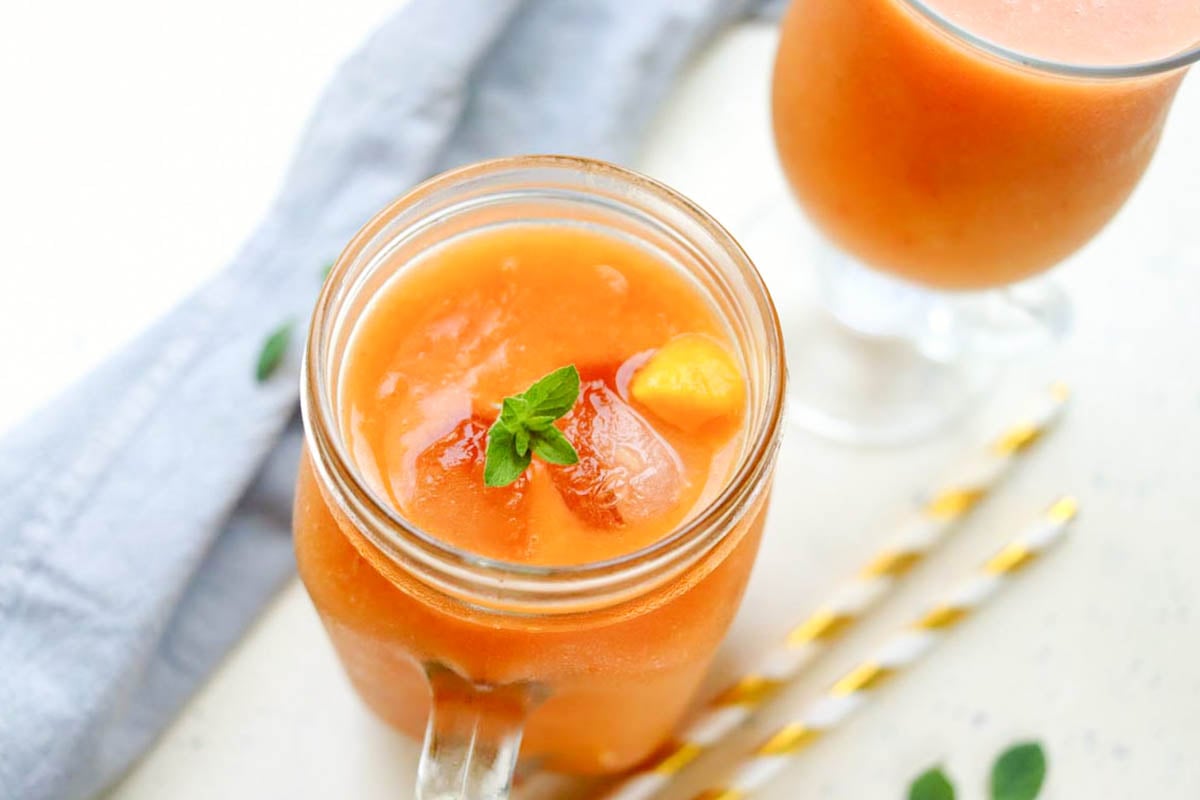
[901,0,1200,79]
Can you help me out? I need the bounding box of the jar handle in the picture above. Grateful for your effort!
[417,665,538,800]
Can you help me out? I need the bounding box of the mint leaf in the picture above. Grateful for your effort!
[521,365,581,418]
[531,426,579,466]
[991,742,1046,800]
[503,395,531,420]
[256,322,292,382]
[514,427,531,458]
[484,425,531,487]
[524,415,557,432]
[909,767,955,800]
[321,261,334,281]
[484,365,581,487]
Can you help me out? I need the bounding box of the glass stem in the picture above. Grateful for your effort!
[417,665,537,800]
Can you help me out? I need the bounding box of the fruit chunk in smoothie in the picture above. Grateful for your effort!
[630,333,746,433]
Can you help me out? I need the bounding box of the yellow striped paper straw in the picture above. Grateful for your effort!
[597,384,1069,800]
[691,496,1079,800]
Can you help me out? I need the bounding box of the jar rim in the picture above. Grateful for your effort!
[301,155,786,610]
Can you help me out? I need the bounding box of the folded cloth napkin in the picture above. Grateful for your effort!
[0,0,784,797]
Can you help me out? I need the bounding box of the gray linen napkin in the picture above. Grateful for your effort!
[0,1,783,798]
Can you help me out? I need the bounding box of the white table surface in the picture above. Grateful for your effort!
[4,2,1200,798]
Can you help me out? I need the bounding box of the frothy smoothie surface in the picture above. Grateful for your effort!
[921,0,1200,66]
[338,224,746,566]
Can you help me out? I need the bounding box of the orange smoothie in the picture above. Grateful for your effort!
[772,0,1195,289]
[294,222,769,772]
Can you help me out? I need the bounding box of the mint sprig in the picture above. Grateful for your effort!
[484,365,580,487]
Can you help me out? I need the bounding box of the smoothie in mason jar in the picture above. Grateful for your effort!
[294,158,783,780]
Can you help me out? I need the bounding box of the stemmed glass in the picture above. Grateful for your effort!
[768,0,1200,443]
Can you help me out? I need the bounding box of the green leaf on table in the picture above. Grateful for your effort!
[321,261,334,281]
[483,365,581,487]
[255,322,293,382]
[991,742,1047,800]
[909,766,956,800]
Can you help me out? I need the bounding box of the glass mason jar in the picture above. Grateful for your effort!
[294,156,786,800]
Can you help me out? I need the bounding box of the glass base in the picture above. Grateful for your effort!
[744,201,1069,445]
[783,306,995,445]
[818,254,1071,363]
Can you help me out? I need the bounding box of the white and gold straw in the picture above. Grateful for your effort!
[598,384,1069,800]
[691,496,1079,800]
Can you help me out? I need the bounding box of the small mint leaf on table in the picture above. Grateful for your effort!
[321,261,334,281]
[991,742,1047,800]
[909,767,955,800]
[256,322,293,382]
[484,365,581,487]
